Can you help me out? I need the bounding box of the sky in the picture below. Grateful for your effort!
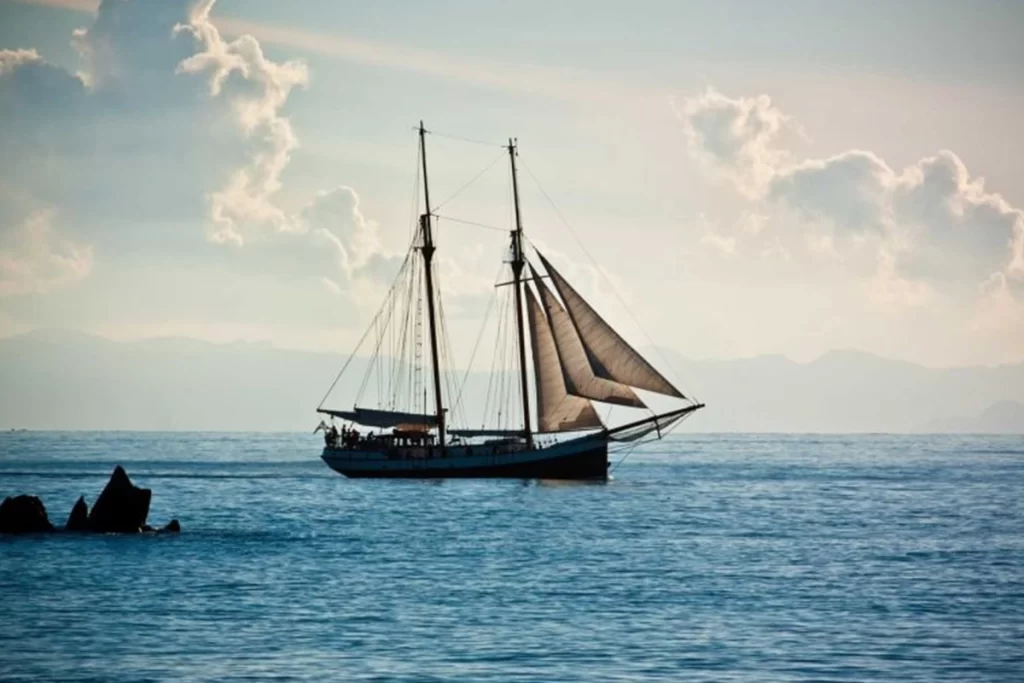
[1,0,1022,370]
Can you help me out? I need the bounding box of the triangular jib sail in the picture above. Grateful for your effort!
[535,251,685,400]
[525,285,604,432]
[530,264,645,408]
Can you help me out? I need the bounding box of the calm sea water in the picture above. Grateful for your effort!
[1,432,1022,682]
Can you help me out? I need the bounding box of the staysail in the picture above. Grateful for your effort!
[531,266,645,408]
[535,251,685,399]
[525,285,603,432]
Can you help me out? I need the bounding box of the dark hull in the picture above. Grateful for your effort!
[323,442,608,480]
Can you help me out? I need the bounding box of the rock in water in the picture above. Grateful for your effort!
[161,519,181,533]
[65,496,90,531]
[0,495,55,534]
[87,466,152,533]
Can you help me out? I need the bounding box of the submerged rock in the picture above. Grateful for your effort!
[65,496,90,531]
[0,495,55,534]
[87,466,152,533]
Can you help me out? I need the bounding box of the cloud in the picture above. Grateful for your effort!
[1,3,231,231]
[297,186,405,289]
[0,0,414,353]
[9,0,98,11]
[0,48,44,74]
[677,88,788,198]
[678,88,1024,291]
[0,48,87,118]
[1,2,330,270]
[969,271,1024,363]
[678,87,1024,362]
[10,0,638,107]
[770,150,893,235]
[862,249,935,314]
[174,0,309,245]
[0,209,93,296]
[300,187,383,276]
[0,0,640,356]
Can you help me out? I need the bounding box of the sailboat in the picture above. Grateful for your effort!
[316,123,703,479]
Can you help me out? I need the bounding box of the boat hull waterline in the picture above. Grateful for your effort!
[322,436,608,480]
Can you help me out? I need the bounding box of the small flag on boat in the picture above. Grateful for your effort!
[313,420,328,434]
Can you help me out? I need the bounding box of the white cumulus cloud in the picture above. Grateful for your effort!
[0,209,93,297]
[174,0,309,245]
[677,87,1024,361]
[678,88,1024,291]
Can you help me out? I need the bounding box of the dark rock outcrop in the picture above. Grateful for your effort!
[65,496,90,531]
[2,466,178,535]
[87,466,152,533]
[0,495,55,534]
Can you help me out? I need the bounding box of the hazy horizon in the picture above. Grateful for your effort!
[3,325,1023,371]
[2,329,1021,434]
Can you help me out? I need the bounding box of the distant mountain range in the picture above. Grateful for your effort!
[919,400,1024,434]
[0,330,1020,433]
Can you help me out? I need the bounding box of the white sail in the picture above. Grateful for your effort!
[532,269,645,408]
[536,251,685,399]
[525,285,603,432]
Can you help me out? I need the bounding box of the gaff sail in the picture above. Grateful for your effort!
[525,285,603,433]
[531,265,645,408]
[535,251,685,400]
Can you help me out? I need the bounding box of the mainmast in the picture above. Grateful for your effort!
[508,138,534,449]
[419,122,446,447]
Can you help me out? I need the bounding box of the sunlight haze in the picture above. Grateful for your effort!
[1,0,1022,375]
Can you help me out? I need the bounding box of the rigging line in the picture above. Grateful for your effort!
[425,129,506,148]
[519,159,699,405]
[390,256,416,409]
[356,269,406,404]
[483,282,511,428]
[609,440,641,475]
[317,252,410,410]
[488,286,509,427]
[452,272,499,421]
[375,314,383,406]
[433,152,506,212]
[360,247,419,406]
[434,214,509,233]
[432,265,463,428]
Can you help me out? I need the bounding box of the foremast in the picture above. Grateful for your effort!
[508,138,534,450]
[419,122,446,447]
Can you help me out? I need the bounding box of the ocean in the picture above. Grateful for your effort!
[1,432,1022,682]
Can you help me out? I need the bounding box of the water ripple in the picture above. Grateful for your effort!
[1,432,1023,682]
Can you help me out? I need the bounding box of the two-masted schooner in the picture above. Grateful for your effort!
[316,123,703,479]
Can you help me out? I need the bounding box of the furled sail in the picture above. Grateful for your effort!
[317,407,437,430]
[448,428,526,438]
[525,286,603,432]
[531,266,645,408]
[448,427,586,438]
[535,251,685,399]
